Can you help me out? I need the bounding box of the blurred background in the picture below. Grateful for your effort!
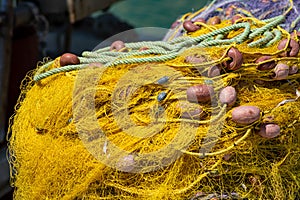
[0,0,207,199]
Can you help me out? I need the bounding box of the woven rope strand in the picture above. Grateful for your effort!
[34,65,82,82]
[248,31,274,47]
[33,15,286,82]
[249,15,285,39]
[266,29,282,47]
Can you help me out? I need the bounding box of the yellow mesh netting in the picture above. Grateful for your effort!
[8,9,300,200]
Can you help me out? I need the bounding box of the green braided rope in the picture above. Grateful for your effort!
[248,31,274,47]
[195,22,251,42]
[34,65,82,82]
[36,23,252,81]
[176,22,251,50]
[94,41,176,52]
[100,51,126,57]
[81,48,174,64]
[79,57,113,64]
[33,15,286,82]
[249,15,285,39]
[196,22,251,47]
[137,45,171,52]
[104,51,179,67]
[173,25,241,50]
[216,34,224,40]
[81,52,117,60]
[197,38,235,47]
[117,48,172,59]
[265,29,282,47]
[35,60,55,76]
[126,41,174,50]
[235,23,251,43]
[262,15,285,23]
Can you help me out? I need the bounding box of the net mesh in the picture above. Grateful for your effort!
[8,1,300,200]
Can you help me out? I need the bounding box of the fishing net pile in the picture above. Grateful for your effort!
[8,0,300,199]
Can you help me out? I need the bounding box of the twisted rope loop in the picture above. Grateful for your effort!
[34,15,285,82]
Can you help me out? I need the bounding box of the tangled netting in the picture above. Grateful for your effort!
[8,0,300,199]
[164,0,300,40]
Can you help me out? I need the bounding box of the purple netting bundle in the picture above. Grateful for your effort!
[164,0,300,40]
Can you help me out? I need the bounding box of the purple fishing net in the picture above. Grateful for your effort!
[164,0,300,40]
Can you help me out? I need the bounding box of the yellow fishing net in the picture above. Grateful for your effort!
[8,2,300,200]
